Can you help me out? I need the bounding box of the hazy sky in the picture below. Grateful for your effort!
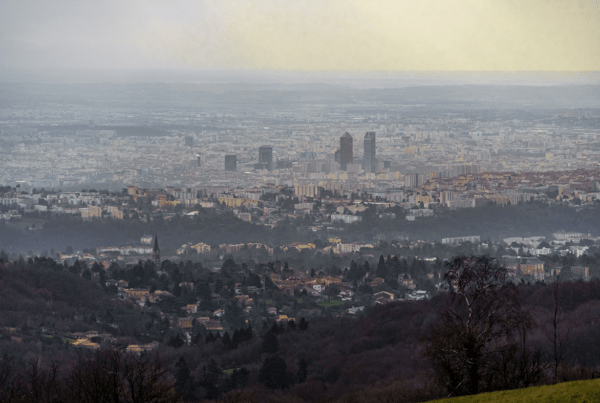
[1,0,599,71]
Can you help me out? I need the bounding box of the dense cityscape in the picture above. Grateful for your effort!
[2,84,600,193]
[4,0,600,399]
[1,77,600,403]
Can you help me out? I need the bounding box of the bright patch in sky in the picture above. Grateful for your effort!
[1,0,599,70]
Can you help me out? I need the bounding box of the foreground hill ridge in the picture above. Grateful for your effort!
[428,379,600,403]
[4,255,600,402]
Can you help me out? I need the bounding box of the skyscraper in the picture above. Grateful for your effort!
[364,132,376,174]
[225,155,237,171]
[340,132,353,171]
[258,146,273,171]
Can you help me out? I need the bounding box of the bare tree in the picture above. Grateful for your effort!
[66,350,181,403]
[423,255,538,396]
[542,275,570,384]
[0,354,24,403]
[22,358,62,403]
[66,349,125,403]
[122,352,181,403]
[492,320,548,390]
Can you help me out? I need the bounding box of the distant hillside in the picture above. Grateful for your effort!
[427,379,600,403]
[2,82,600,111]
[0,261,110,328]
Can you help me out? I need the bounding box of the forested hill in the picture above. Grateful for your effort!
[391,201,600,241]
[3,81,600,110]
[1,200,599,254]
[4,255,600,402]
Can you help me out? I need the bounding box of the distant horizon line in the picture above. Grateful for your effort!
[3,68,600,73]
[1,69,599,87]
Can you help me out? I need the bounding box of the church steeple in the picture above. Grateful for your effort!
[152,235,160,265]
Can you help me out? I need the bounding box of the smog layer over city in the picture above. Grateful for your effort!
[1,1,600,402]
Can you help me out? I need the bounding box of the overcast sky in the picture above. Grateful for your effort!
[1,0,599,71]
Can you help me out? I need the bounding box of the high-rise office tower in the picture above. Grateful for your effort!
[340,132,353,171]
[225,155,237,171]
[364,132,376,174]
[258,146,273,171]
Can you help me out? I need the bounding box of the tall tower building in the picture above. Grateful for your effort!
[225,155,237,171]
[152,235,160,266]
[258,146,273,171]
[339,132,353,171]
[364,132,376,174]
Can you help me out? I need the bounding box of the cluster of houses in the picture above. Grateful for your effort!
[1,326,160,354]
[3,168,600,233]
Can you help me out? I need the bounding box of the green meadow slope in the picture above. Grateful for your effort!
[428,379,600,403]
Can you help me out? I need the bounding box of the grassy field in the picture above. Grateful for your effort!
[428,379,600,403]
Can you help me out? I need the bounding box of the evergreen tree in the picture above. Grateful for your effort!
[215,278,224,293]
[69,260,82,276]
[202,358,222,400]
[197,282,212,299]
[231,329,240,348]
[243,325,253,341]
[400,258,409,273]
[173,282,182,297]
[261,330,279,354]
[222,332,231,348]
[175,356,196,401]
[297,357,308,383]
[168,333,185,348]
[161,317,170,331]
[231,367,250,389]
[192,332,203,346]
[264,276,276,290]
[99,271,106,289]
[258,355,289,390]
[376,255,387,278]
[287,319,296,331]
[270,321,281,335]
[247,273,262,288]
[91,261,104,273]
[390,255,402,277]
[205,332,216,344]
[298,317,309,332]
